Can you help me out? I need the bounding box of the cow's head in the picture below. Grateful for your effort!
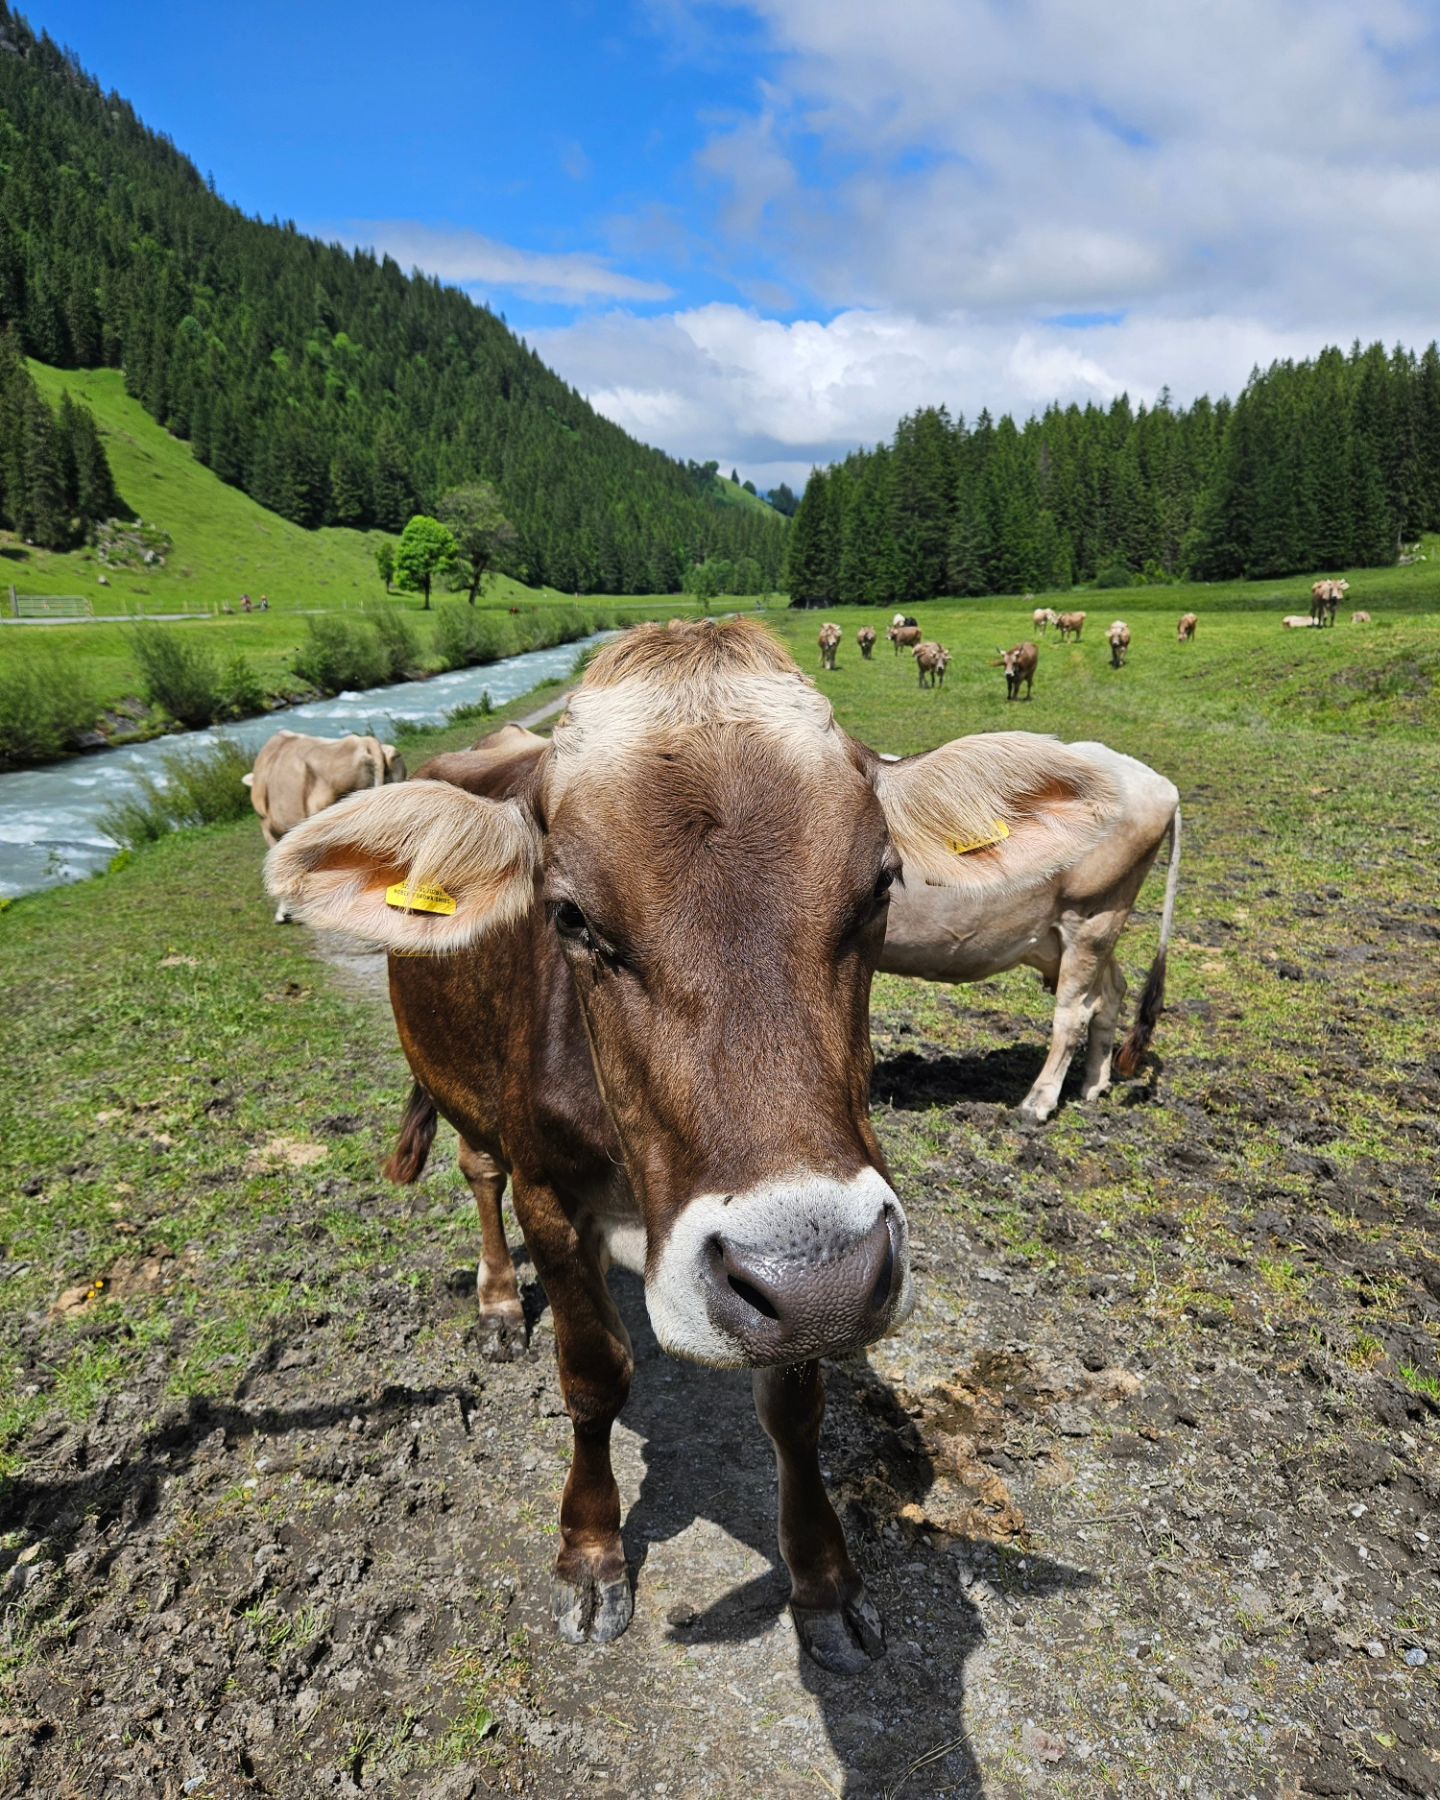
[266,622,1105,1369]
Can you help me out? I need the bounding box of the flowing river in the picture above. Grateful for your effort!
[0,633,605,900]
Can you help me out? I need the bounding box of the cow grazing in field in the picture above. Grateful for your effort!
[1283,614,1319,630]
[889,622,922,655]
[1311,579,1349,627]
[244,731,406,921]
[1351,610,1372,624]
[892,613,918,628]
[914,641,952,688]
[279,618,1123,1668]
[998,640,1039,701]
[879,733,1181,1123]
[1107,621,1131,668]
[818,622,843,670]
[1033,606,1059,635]
[1177,612,1198,642]
[1056,610,1087,641]
[857,625,877,659]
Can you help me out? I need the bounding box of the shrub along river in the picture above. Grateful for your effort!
[0,633,606,900]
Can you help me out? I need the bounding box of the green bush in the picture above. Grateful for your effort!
[291,617,390,693]
[1092,559,1140,591]
[432,606,516,670]
[99,738,254,850]
[131,624,224,726]
[446,693,494,725]
[364,605,422,680]
[0,654,100,766]
[220,654,266,718]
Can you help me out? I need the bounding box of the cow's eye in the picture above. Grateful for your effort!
[873,868,895,903]
[553,899,595,949]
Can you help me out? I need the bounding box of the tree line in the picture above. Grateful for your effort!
[786,341,1440,605]
[0,6,787,593]
[0,327,121,548]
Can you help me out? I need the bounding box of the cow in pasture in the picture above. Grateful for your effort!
[879,732,1181,1124]
[244,731,406,921]
[818,622,843,670]
[279,618,1117,1668]
[914,641,952,688]
[1283,614,1319,630]
[889,622,923,655]
[892,613,918,628]
[1107,621,1131,668]
[1033,606,1059,635]
[998,641,1039,701]
[1311,579,1348,627]
[857,625,877,659]
[1351,610,1372,624]
[1177,612,1198,642]
[1056,610,1087,641]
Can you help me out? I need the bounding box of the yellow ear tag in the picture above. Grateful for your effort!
[385,880,457,916]
[947,819,1010,856]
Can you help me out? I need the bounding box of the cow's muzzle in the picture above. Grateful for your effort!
[645,1170,914,1368]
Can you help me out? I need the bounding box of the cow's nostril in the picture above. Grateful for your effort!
[869,1234,895,1315]
[727,1273,781,1320]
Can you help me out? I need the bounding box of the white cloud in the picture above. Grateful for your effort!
[323,221,674,304]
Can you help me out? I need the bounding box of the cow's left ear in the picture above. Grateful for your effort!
[380,743,406,782]
[873,731,1114,891]
[265,780,538,950]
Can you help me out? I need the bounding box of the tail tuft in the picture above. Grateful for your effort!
[384,1082,438,1183]
[1115,949,1167,1078]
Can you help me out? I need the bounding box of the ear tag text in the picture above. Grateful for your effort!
[947,819,1010,856]
[385,880,457,916]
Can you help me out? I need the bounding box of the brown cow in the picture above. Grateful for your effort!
[818,621,842,670]
[244,730,405,921]
[888,621,922,655]
[1032,605,1059,634]
[268,621,1159,1667]
[914,640,951,688]
[1106,620,1131,668]
[1177,612,1198,642]
[1311,579,1348,627]
[857,625,877,658]
[1055,611,1087,641]
[998,640,1038,700]
[880,733,1181,1122]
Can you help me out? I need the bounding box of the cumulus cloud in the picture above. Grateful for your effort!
[325,221,674,305]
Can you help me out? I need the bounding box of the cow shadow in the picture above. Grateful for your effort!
[872,1045,1043,1111]
[609,1270,1094,1799]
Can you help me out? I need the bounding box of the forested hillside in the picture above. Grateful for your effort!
[0,5,786,592]
[0,330,121,546]
[787,343,1440,605]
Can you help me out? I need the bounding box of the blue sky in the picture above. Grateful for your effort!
[27,1,1440,489]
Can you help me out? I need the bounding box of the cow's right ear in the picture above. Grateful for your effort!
[242,772,255,787]
[265,780,539,951]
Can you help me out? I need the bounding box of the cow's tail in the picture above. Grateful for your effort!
[1115,803,1182,1078]
[384,1081,439,1183]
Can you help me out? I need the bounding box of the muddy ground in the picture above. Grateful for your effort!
[3,868,1439,1796]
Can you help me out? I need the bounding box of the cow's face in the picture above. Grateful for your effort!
[535,634,910,1366]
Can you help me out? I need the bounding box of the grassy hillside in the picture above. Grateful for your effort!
[9,366,393,610]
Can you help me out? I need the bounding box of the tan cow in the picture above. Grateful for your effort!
[857,625,877,658]
[1351,610,1372,624]
[818,622,843,670]
[888,622,922,655]
[1107,620,1131,668]
[1032,606,1059,634]
[1177,612,1198,642]
[1311,579,1349,627]
[913,641,952,688]
[880,732,1181,1123]
[1283,614,1318,630]
[244,730,405,919]
[1056,610,1087,641]
[998,640,1038,700]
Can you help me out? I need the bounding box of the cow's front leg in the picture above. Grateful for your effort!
[458,1140,526,1360]
[753,1362,884,1674]
[525,1195,634,1645]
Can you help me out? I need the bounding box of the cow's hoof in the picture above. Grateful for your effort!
[1016,1100,1054,1127]
[792,1592,886,1673]
[476,1305,527,1362]
[551,1571,633,1646]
